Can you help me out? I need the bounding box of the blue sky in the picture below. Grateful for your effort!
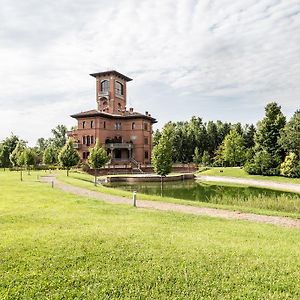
[0,0,299,145]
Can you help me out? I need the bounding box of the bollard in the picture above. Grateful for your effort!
[132,191,137,207]
[51,181,54,188]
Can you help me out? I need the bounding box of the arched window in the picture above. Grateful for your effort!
[87,136,90,146]
[103,121,106,129]
[91,136,94,144]
[82,121,85,129]
[132,122,135,130]
[115,81,123,96]
[91,120,94,128]
[101,80,109,93]
[83,136,86,144]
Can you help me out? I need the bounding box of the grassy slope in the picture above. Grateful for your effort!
[0,170,300,299]
[57,170,300,219]
[199,167,300,184]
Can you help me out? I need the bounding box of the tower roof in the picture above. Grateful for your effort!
[89,70,133,82]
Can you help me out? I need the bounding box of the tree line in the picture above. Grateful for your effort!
[153,102,300,178]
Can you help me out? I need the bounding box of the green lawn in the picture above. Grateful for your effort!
[199,167,300,184]
[1,170,300,299]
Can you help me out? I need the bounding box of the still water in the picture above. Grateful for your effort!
[105,180,294,202]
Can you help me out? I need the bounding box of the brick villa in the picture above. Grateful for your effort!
[68,70,157,165]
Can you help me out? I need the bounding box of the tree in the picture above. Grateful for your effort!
[202,151,210,166]
[43,145,58,166]
[152,127,173,176]
[255,102,286,157]
[244,150,281,176]
[0,144,10,170]
[193,147,201,165]
[245,102,286,175]
[222,130,245,166]
[36,137,49,152]
[87,139,110,185]
[280,152,300,178]
[58,139,80,176]
[10,142,25,168]
[23,148,37,175]
[279,110,300,157]
[153,129,161,147]
[244,124,256,149]
[0,134,24,168]
[50,125,67,149]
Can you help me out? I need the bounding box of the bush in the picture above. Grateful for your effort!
[280,152,300,178]
[244,150,281,176]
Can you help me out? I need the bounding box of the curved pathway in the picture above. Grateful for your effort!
[41,176,300,229]
[196,175,300,193]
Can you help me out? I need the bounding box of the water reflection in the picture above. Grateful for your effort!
[104,180,295,202]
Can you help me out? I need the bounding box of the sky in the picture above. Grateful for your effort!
[0,0,300,145]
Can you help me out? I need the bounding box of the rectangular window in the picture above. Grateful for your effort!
[144,137,148,145]
[145,151,149,159]
[91,121,94,128]
[104,121,106,129]
[144,123,148,131]
[91,136,94,144]
[83,121,85,129]
[83,136,86,144]
[115,122,121,130]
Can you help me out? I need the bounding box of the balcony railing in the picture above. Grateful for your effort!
[105,143,133,150]
[73,143,80,149]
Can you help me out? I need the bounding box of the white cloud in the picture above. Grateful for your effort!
[0,0,300,143]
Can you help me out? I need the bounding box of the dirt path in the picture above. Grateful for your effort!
[41,176,300,229]
[197,175,300,193]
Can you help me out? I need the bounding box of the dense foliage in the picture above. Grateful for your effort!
[152,126,173,176]
[87,139,110,184]
[58,139,80,176]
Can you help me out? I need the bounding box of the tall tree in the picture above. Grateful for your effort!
[58,139,80,176]
[152,127,173,177]
[87,139,110,185]
[243,124,256,149]
[51,125,67,149]
[10,142,25,168]
[279,110,300,157]
[221,130,246,166]
[245,102,286,175]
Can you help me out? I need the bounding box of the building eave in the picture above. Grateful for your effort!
[89,70,133,82]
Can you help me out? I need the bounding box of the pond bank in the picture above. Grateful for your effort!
[197,175,300,193]
[106,173,195,183]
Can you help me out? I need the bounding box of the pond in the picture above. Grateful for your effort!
[104,180,296,203]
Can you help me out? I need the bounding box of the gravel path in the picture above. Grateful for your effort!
[41,176,300,229]
[197,175,300,193]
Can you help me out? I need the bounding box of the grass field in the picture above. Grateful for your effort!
[199,167,300,184]
[1,170,300,299]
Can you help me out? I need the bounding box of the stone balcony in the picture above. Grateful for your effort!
[105,143,133,150]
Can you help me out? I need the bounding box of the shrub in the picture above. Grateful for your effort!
[280,152,300,178]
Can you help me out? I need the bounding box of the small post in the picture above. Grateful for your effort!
[51,181,54,188]
[132,191,137,207]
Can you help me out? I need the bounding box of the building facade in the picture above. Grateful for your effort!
[68,70,157,164]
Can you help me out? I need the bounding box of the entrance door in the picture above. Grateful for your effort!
[114,149,121,159]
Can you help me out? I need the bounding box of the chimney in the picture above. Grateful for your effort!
[145,111,149,116]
